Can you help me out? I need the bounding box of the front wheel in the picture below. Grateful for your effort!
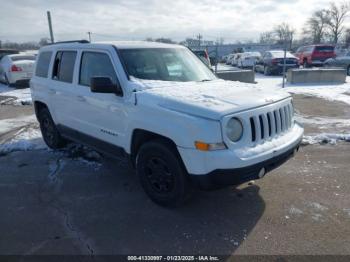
[303,60,309,68]
[3,73,9,85]
[264,66,270,76]
[136,139,191,207]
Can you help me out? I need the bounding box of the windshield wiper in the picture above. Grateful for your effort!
[200,79,212,82]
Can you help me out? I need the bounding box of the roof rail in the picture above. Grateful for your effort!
[48,40,89,45]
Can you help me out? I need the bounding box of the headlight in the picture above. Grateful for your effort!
[226,117,243,142]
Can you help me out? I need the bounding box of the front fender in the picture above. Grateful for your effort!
[126,104,223,152]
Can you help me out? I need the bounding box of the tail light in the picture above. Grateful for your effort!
[271,59,279,65]
[204,49,209,60]
[10,65,22,72]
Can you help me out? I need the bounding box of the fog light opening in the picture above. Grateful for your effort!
[258,168,266,178]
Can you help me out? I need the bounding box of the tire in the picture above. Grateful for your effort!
[4,74,9,86]
[38,108,67,149]
[347,65,350,76]
[264,66,270,76]
[136,139,191,207]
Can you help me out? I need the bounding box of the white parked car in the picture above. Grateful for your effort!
[30,40,303,207]
[0,54,36,86]
[237,52,261,68]
[225,54,235,65]
[231,53,242,66]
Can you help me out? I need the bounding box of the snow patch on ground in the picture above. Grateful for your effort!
[0,83,32,105]
[0,115,44,154]
[295,114,350,129]
[0,127,45,154]
[302,133,350,145]
[0,115,37,134]
[308,202,329,212]
[289,206,304,216]
[255,75,350,106]
[343,208,350,217]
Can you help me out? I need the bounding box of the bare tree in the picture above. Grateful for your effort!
[39,38,50,47]
[344,28,350,47]
[274,23,295,49]
[259,31,275,44]
[303,9,329,44]
[325,1,350,44]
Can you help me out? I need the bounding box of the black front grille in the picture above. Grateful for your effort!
[249,103,293,143]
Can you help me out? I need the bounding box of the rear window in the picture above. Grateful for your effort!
[35,51,52,78]
[52,51,77,83]
[10,56,36,61]
[193,50,206,57]
[315,46,334,52]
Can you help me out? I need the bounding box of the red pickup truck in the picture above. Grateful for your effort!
[294,45,336,67]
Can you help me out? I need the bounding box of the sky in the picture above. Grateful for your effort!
[0,0,347,43]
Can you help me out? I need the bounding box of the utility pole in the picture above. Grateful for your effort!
[282,39,287,88]
[215,42,218,73]
[47,11,54,43]
[197,33,202,47]
[87,31,92,42]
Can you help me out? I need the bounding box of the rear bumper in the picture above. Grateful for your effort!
[270,65,299,74]
[311,60,325,65]
[190,139,301,189]
[8,72,32,85]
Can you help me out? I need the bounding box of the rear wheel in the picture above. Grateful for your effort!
[38,108,67,149]
[264,66,270,76]
[4,74,9,85]
[136,139,191,207]
[303,60,309,68]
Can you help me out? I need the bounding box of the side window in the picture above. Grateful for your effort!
[35,51,52,78]
[79,52,118,86]
[52,51,77,83]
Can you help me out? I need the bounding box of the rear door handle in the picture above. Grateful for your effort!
[77,96,86,102]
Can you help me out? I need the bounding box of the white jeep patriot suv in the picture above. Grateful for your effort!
[30,40,303,206]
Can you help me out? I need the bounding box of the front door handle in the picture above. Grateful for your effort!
[48,89,56,95]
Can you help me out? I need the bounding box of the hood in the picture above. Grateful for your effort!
[133,79,291,120]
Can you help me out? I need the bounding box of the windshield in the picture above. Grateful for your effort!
[270,51,295,58]
[119,48,216,82]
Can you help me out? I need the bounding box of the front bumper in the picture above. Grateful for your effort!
[190,140,301,189]
[178,122,303,189]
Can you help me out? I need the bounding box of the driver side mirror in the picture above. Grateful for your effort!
[90,77,123,96]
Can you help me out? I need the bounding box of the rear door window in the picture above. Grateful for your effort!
[79,52,118,86]
[35,51,52,78]
[52,51,77,83]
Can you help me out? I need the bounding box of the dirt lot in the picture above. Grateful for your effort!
[0,90,349,256]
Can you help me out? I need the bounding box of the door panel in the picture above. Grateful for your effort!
[72,50,128,148]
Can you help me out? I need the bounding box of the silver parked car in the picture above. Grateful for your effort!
[324,51,350,75]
